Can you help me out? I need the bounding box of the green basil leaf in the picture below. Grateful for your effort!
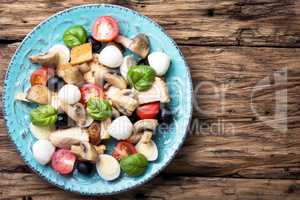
[120,153,148,176]
[87,98,112,121]
[63,25,88,48]
[30,105,58,126]
[127,65,156,91]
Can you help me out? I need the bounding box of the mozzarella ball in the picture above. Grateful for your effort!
[148,52,171,76]
[98,45,123,68]
[58,84,81,104]
[108,116,133,140]
[32,140,55,165]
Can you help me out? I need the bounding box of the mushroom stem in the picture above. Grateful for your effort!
[141,131,153,144]
[115,35,132,48]
[29,51,59,68]
[71,142,98,163]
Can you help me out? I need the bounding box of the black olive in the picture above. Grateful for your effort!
[55,113,75,129]
[88,36,105,53]
[158,104,173,123]
[46,76,65,92]
[129,112,139,123]
[76,161,94,175]
[137,58,149,66]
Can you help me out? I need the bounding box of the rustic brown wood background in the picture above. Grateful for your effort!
[1,0,300,199]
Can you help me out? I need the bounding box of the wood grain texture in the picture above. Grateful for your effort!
[1,43,300,179]
[1,173,300,200]
[1,0,300,47]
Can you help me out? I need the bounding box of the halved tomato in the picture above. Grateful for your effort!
[112,141,137,161]
[80,83,105,104]
[51,149,76,175]
[30,66,55,86]
[92,16,119,42]
[136,102,160,119]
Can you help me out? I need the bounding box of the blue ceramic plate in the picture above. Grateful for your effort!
[3,4,192,195]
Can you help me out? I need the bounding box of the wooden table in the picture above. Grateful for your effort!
[1,0,300,199]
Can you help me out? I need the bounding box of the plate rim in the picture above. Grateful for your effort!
[2,3,193,196]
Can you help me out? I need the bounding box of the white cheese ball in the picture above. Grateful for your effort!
[148,52,171,76]
[98,45,123,68]
[58,84,81,104]
[108,116,133,140]
[32,140,55,165]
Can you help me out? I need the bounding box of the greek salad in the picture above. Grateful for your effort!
[15,16,172,181]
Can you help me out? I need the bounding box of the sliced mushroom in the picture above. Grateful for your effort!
[133,119,158,135]
[87,122,101,145]
[103,73,127,89]
[100,118,111,140]
[76,63,90,73]
[49,127,89,148]
[59,102,88,127]
[57,63,84,87]
[135,139,158,161]
[15,92,30,102]
[29,51,59,68]
[26,85,51,105]
[137,77,170,104]
[120,55,137,80]
[71,142,98,163]
[106,86,138,116]
[84,61,108,84]
[112,107,120,118]
[115,34,149,58]
[128,119,158,144]
[140,130,153,144]
[94,145,106,154]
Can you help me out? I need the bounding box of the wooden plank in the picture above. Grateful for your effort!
[1,43,300,179]
[1,0,300,47]
[1,173,300,200]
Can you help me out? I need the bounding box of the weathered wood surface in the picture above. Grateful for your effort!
[1,43,300,180]
[1,173,300,200]
[1,0,300,47]
[1,0,300,199]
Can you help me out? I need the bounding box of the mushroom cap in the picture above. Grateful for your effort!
[130,34,149,58]
[133,119,158,134]
[98,45,123,68]
[26,85,51,105]
[29,51,59,68]
[96,154,120,181]
[48,44,70,65]
[136,77,170,104]
[104,73,127,89]
[135,139,158,161]
[71,142,98,163]
[49,127,89,148]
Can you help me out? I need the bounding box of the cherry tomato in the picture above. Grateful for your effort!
[80,83,105,104]
[92,16,119,42]
[136,102,160,119]
[51,149,76,175]
[112,141,137,161]
[30,67,55,86]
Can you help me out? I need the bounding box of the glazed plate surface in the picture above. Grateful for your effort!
[3,4,192,195]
